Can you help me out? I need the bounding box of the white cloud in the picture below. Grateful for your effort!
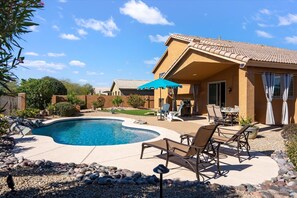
[120,0,174,25]
[21,60,65,73]
[278,14,297,26]
[69,60,86,67]
[255,30,273,38]
[149,34,169,43]
[58,0,67,3]
[79,79,88,83]
[60,33,80,40]
[259,9,271,15]
[257,23,274,28]
[73,71,79,74]
[75,18,119,37]
[86,71,97,75]
[285,36,297,44]
[144,57,159,65]
[86,71,104,75]
[25,52,39,56]
[52,25,60,31]
[47,52,65,57]
[28,25,39,32]
[77,29,88,36]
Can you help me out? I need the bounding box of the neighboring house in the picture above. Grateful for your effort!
[153,34,297,125]
[94,87,111,95]
[110,79,154,96]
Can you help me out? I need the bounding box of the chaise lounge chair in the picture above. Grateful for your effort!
[140,124,220,181]
[180,125,251,162]
[167,101,184,122]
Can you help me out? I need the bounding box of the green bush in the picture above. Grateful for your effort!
[282,124,297,141]
[12,108,40,118]
[93,97,105,109]
[67,93,83,105]
[0,114,9,136]
[127,95,145,108]
[55,102,77,117]
[46,104,56,115]
[112,96,123,107]
[287,136,297,170]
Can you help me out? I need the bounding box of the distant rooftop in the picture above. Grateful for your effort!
[167,34,297,65]
[112,79,151,90]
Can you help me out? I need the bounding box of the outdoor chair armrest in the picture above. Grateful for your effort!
[163,138,184,145]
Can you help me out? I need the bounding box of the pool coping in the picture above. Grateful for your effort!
[36,116,181,147]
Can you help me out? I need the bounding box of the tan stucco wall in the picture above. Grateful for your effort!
[153,39,189,109]
[251,67,297,124]
[198,66,239,115]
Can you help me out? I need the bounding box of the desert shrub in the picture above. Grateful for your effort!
[67,93,84,105]
[93,97,105,109]
[287,136,297,170]
[12,108,40,118]
[55,102,77,117]
[0,114,10,136]
[127,95,145,108]
[46,104,56,116]
[112,96,123,107]
[282,124,297,141]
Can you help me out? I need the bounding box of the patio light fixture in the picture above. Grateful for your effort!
[153,164,169,198]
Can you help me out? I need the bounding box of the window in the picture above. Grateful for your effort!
[159,72,165,78]
[273,74,294,97]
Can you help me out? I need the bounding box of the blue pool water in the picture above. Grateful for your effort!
[32,119,159,146]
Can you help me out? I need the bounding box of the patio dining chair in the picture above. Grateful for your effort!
[180,125,251,163]
[140,124,221,181]
[213,105,233,126]
[206,104,216,123]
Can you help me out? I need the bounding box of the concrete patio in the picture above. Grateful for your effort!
[12,113,280,186]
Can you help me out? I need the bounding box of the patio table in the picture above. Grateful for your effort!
[221,108,239,126]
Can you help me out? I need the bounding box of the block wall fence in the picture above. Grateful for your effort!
[51,95,154,109]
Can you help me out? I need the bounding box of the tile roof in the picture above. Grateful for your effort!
[113,79,151,89]
[169,34,297,65]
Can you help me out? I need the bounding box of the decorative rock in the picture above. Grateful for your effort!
[287,181,297,187]
[76,173,84,180]
[260,191,274,198]
[97,177,113,185]
[89,173,99,180]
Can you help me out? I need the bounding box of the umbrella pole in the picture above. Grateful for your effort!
[159,88,162,110]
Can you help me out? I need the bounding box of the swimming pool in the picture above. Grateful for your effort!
[32,119,159,146]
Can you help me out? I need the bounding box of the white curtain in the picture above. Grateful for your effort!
[262,72,275,125]
[282,74,292,125]
[192,84,199,114]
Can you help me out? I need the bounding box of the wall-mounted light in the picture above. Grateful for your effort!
[228,87,232,93]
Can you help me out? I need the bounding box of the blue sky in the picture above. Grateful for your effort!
[16,0,297,89]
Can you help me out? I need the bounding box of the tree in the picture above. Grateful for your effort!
[61,79,94,95]
[18,77,66,109]
[42,76,67,95]
[0,0,44,112]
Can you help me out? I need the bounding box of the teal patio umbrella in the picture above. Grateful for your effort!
[138,78,182,109]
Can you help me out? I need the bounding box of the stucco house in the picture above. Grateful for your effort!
[110,79,154,96]
[152,34,297,125]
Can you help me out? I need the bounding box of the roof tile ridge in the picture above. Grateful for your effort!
[189,41,251,62]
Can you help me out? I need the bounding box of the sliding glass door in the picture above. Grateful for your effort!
[208,81,226,107]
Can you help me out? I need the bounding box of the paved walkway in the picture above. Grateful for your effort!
[12,112,280,186]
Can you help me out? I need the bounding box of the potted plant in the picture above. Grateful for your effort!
[239,117,259,139]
